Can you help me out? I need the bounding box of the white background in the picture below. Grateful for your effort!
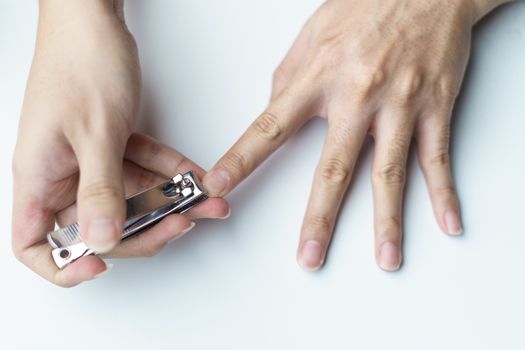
[1,1,524,349]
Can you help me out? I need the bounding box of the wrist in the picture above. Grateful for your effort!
[470,0,516,22]
[37,0,129,49]
[39,0,120,26]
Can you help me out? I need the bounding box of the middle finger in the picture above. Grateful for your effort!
[371,108,416,272]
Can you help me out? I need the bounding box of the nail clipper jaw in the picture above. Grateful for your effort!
[162,174,195,198]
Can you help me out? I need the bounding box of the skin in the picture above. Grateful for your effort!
[13,0,517,286]
[203,0,517,271]
[12,0,229,287]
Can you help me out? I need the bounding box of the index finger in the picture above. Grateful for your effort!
[203,83,318,197]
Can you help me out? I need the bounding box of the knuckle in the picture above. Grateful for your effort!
[319,158,350,185]
[433,186,456,200]
[11,147,33,179]
[137,170,160,190]
[351,66,386,102]
[116,114,135,136]
[272,66,288,90]
[172,155,189,174]
[79,181,122,204]
[314,34,345,64]
[306,215,332,234]
[95,97,136,134]
[221,151,248,178]
[374,163,406,185]
[378,217,402,238]
[436,124,451,145]
[421,126,451,168]
[142,136,163,165]
[434,75,459,101]
[330,122,361,146]
[306,36,346,80]
[389,133,411,158]
[425,151,450,168]
[67,111,133,148]
[390,69,423,105]
[253,112,283,141]
[139,235,164,258]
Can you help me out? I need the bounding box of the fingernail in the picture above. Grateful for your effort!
[298,240,323,271]
[219,208,231,219]
[204,169,230,196]
[444,210,463,236]
[85,219,120,253]
[168,222,195,244]
[379,242,401,272]
[180,221,196,235]
[93,263,113,280]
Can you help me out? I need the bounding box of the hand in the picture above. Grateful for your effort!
[12,0,229,287]
[204,0,513,271]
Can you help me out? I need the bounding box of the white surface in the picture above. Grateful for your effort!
[1,1,524,349]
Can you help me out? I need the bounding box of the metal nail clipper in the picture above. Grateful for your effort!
[47,171,208,269]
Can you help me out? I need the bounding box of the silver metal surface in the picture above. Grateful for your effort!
[47,171,208,269]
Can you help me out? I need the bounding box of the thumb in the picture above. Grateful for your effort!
[72,133,127,253]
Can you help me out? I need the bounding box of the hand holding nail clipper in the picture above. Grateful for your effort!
[11,0,229,287]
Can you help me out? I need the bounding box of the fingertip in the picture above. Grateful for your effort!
[185,197,231,220]
[146,214,192,242]
[167,221,196,244]
[377,241,402,272]
[93,263,114,279]
[57,255,109,287]
[219,207,231,219]
[206,198,231,219]
[163,214,193,232]
[80,218,122,254]
[443,210,463,236]
[297,240,324,272]
[203,168,230,197]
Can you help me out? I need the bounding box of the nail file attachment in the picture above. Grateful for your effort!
[47,171,208,269]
